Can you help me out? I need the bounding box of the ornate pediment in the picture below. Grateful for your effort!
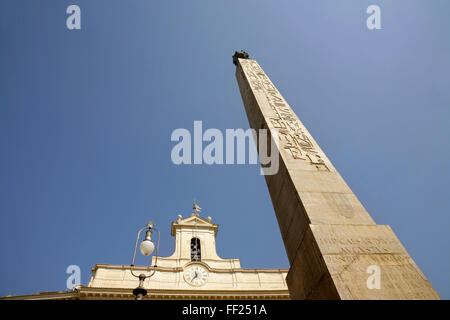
[171,213,219,236]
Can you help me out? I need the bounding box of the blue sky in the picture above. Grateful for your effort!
[1,0,449,299]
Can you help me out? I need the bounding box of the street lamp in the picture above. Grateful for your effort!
[130,220,160,300]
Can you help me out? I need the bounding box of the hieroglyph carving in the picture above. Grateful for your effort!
[240,59,329,171]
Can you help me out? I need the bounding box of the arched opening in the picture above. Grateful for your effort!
[190,238,201,261]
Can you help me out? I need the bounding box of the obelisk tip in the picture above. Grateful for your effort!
[232,50,250,65]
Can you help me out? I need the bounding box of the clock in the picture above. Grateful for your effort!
[184,265,209,286]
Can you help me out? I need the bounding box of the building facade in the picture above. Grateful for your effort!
[2,212,289,300]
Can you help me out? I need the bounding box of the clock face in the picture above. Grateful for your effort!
[184,265,208,286]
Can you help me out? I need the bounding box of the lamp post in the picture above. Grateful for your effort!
[130,220,160,300]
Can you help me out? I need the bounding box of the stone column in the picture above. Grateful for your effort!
[233,51,440,299]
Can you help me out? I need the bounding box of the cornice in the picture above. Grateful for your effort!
[91,263,289,274]
[1,286,290,300]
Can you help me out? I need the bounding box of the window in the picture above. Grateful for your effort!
[190,238,201,261]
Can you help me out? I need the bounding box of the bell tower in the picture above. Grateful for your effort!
[152,202,241,269]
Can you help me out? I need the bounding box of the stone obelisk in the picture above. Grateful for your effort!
[233,51,440,299]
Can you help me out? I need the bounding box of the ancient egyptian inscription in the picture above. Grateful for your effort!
[316,236,402,255]
[324,255,431,293]
[240,59,329,171]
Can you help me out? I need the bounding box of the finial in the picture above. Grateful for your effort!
[232,50,250,65]
[193,198,202,215]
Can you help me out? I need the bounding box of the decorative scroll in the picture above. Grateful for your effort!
[240,60,329,171]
